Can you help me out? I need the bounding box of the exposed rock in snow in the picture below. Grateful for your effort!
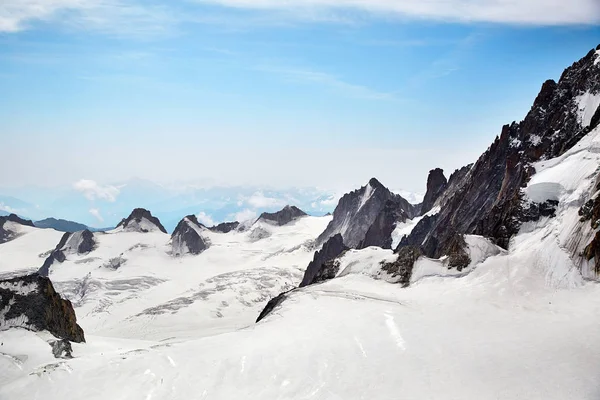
[420,168,447,215]
[116,208,167,234]
[0,274,85,342]
[300,234,348,287]
[50,338,73,359]
[257,205,307,226]
[37,230,96,276]
[171,215,209,256]
[209,221,239,233]
[255,291,290,323]
[0,214,35,244]
[317,178,417,249]
[248,226,272,242]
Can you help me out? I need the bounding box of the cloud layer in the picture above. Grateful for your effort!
[1,0,598,34]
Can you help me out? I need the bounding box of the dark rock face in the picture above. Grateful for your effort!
[420,168,448,215]
[0,214,35,244]
[257,205,307,226]
[399,45,600,258]
[256,291,291,323]
[380,246,422,287]
[116,208,167,234]
[396,214,439,256]
[209,221,239,233]
[359,199,409,249]
[300,234,348,287]
[317,178,418,249]
[443,234,471,271]
[171,215,209,256]
[34,218,87,233]
[584,231,600,275]
[37,230,96,276]
[0,274,85,342]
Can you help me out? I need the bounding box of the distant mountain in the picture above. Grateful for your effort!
[34,218,88,233]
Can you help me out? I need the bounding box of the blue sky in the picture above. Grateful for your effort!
[1,1,599,195]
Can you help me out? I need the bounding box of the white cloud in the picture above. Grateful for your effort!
[319,195,339,206]
[0,0,597,35]
[89,208,104,222]
[246,192,286,209]
[0,0,175,35]
[193,0,600,25]
[233,209,257,222]
[0,203,22,214]
[196,211,215,226]
[74,179,120,202]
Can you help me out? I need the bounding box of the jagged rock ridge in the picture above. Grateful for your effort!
[420,168,448,215]
[300,234,348,287]
[399,44,600,258]
[0,274,85,342]
[317,178,418,249]
[257,205,307,226]
[171,215,210,256]
[209,221,239,233]
[116,208,167,234]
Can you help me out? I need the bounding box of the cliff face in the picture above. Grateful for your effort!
[399,45,600,258]
[171,215,209,256]
[317,178,417,249]
[0,274,85,342]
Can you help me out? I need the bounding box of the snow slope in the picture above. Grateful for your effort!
[0,224,63,278]
[35,215,331,340]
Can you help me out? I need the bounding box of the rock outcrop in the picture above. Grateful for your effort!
[398,44,600,258]
[380,246,422,287]
[171,215,209,256]
[0,214,35,244]
[0,274,85,342]
[420,168,448,215]
[255,291,291,323]
[300,234,348,287]
[257,205,307,226]
[209,221,239,233]
[116,208,167,234]
[317,178,418,249]
[38,230,96,276]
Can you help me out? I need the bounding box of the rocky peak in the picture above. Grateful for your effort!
[116,208,167,234]
[171,215,209,256]
[38,230,96,276]
[209,221,240,233]
[0,274,85,343]
[316,178,417,249]
[420,168,448,214]
[300,234,348,287]
[398,44,600,258]
[257,205,307,226]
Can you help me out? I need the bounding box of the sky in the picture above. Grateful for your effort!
[1,0,599,197]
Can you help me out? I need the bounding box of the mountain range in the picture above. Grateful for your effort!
[0,44,599,400]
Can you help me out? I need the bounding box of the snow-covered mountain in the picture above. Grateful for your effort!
[1,44,600,400]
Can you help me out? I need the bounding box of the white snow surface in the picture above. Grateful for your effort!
[1,129,600,399]
[575,90,600,127]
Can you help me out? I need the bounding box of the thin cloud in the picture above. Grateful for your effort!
[2,0,596,36]
[257,64,396,100]
[196,211,216,226]
[89,208,104,222]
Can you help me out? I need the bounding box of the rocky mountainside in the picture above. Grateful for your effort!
[257,205,307,226]
[0,274,85,342]
[38,230,96,276]
[209,221,239,233]
[316,178,418,249]
[420,168,447,215]
[171,215,210,256]
[116,208,167,234]
[399,44,600,260]
[0,214,35,244]
[34,218,88,233]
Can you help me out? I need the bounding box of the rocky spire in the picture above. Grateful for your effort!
[116,208,167,234]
